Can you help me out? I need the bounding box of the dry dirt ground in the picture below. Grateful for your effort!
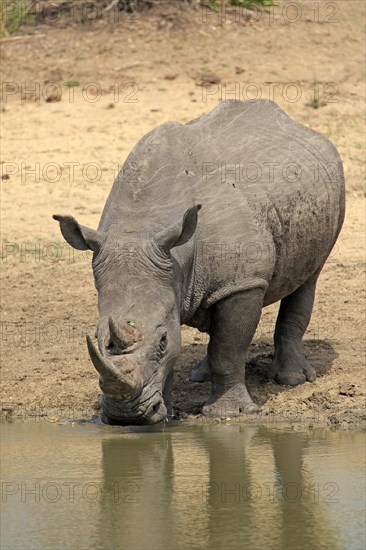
[1,0,365,427]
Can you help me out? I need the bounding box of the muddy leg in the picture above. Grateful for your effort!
[202,289,264,418]
[269,271,320,385]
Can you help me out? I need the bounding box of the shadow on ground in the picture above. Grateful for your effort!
[173,340,339,416]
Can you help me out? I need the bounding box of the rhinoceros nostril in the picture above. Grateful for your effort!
[152,401,161,414]
[106,341,115,354]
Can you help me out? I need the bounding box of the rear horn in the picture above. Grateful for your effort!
[108,317,140,350]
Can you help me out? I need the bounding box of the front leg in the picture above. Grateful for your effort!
[202,289,264,418]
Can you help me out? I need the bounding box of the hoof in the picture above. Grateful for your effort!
[275,370,306,386]
[270,359,316,386]
[202,400,259,419]
[269,342,316,386]
[202,383,259,419]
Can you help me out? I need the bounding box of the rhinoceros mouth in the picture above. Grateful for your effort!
[141,399,167,424]
[101,391,168,426]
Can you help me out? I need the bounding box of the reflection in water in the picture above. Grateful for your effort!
[99,432,175,549]
[1,423,365,550]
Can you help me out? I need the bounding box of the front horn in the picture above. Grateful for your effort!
[86,335,142,399]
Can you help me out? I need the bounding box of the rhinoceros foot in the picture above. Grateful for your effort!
[202,383,259,418]
[269,341,316,386]
[191,355,211,383]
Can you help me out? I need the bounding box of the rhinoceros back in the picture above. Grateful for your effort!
[99,100,345,310]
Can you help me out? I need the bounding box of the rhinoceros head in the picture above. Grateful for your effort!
[53,205,200,425]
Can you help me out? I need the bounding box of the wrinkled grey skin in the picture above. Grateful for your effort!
[54,99,345,425]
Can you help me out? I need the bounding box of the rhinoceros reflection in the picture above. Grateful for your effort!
[97,427,209,549]
[97,426,341,550]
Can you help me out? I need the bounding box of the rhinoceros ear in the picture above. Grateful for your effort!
[154,205,201,253]
[53,215,104,251]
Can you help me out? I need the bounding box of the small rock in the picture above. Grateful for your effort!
[45,94,61,103]
[197,72,221,86]
[235,66,246,74]
[339,383,357,397]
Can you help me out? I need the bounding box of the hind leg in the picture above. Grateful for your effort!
[191,355,211,382]
[269,270,320,385]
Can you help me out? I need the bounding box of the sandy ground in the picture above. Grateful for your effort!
[1,0,365,426]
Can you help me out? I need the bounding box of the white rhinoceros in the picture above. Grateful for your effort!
[54,99,345,424]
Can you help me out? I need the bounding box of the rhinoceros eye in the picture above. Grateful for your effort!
[158,332,168,354]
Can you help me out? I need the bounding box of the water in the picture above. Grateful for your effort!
[1,422,365,550]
